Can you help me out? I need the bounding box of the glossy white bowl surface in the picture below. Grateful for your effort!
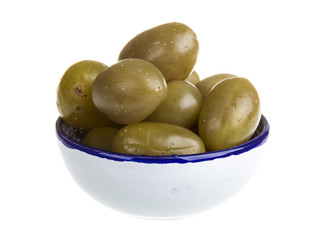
[56,115,269,219]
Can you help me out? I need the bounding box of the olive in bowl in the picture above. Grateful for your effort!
[56,115,269,219]
[56,60,115,131]
[119,22,199,82]
[92,58,167,125]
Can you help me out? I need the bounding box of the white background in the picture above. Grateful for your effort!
[1,0,313,239]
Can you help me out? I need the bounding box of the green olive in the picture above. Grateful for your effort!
[82,127,119,151]
[146,80,202,128]
[185,71,200,85]
[196,73,236,98]
[112,122,205,156]
[57,60,115,131]
[118,22,199,82]
[92,58,167,125]
[198,77,261,151]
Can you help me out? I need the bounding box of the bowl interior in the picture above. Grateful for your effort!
[56,115,269,164]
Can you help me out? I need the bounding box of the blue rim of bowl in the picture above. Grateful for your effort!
[56,115,269,164]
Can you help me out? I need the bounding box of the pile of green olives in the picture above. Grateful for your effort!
[57,22,261,156]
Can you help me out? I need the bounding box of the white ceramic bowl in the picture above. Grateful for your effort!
[56,115,269,219]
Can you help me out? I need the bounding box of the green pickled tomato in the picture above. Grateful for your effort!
[198,77,261,151]
[146,80,202,128]
[57,60,115,131]
[185,71,200,85]
[196,73,236,98]
[112,122,205,156]
[82,127,119,151]
[119,22,199,82]
[92,58,167,125]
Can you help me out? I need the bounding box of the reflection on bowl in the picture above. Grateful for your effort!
[56,115,269,219]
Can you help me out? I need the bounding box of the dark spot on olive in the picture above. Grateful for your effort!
[76,106,82,111]
[83,94,88,98]
[74,86,83,97]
